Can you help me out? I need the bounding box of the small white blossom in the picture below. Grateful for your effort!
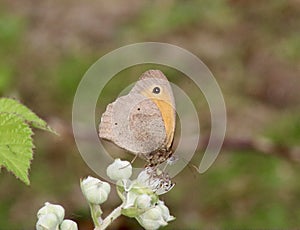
[106,158,132,181]
[135,200,175,230]
[117,179,157,210]
[136,206,167,230]
[60,219,78,230]
[36,213,60,230]
[81,176,111,204]
[135,194,152,209]
[137,167,174,195]
[37,202,65,224]
[156,200,175,222]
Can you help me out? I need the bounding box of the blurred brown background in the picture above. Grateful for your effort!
[0,0,300,229]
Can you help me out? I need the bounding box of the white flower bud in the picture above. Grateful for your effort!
[37,202,65,224]
[60,219,78,230]
[157,201,175,222]
[136,200,175,230]
[135,194,152,209]
[81,176,111,204]
[106,159,132,181]
[119,180,158,210]
[136,206,167,230]
[36,213,60,230]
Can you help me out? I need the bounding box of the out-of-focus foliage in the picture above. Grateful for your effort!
[0,0,299,229]
[0,12,25,94]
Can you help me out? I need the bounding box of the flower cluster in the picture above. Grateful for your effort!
[36,159,175,230]
[107,159,175,230]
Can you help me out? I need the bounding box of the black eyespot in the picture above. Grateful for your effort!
[152,86,161,94]
[114,122,118,125]
[137,108,140,111]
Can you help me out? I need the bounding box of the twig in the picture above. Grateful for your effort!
[94,205,122,230]
[199,135,300,163]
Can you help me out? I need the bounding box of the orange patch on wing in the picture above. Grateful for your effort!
[151,99,175,150]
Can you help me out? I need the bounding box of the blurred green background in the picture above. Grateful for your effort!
[1,0,300,229]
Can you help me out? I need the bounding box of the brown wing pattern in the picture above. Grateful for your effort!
[99,93,166,155]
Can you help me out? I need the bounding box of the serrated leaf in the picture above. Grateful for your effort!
[0,113,33,185]
[0,98,56,133]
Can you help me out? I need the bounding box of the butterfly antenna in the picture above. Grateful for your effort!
[131,153,139,164]
[176,155,199,179]
[119,154,139,169]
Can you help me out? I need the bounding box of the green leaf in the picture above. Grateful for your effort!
[0,97,56,184]
[0,98,56,133]
[0,113,33,185]
[121,207,145,218]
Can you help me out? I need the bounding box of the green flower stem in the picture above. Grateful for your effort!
[94,205,122,230]
[89,203,103,227]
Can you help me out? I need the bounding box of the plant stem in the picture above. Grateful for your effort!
[89,203,103,227]
[94,205,122,230]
